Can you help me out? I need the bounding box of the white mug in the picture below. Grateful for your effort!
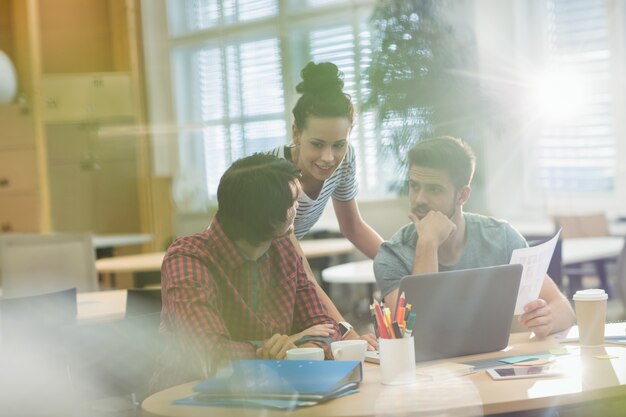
[331,339,367,362]
[285,347,325,360]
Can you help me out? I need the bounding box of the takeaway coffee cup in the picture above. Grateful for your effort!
[379,337,417,385]
[331,339,367,362]
[285,347,325,360]
[573,288,607,347]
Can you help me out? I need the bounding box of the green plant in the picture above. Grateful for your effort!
[365,0,486,193]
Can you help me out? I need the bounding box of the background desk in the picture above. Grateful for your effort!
[320,236,626,298]
[322,260,377,304]
[92,233,153,258]
[141,332,626,416]
[95,238,355,286]
[562,236,624,265]
[510,218,626,238]
[77,289,126,322]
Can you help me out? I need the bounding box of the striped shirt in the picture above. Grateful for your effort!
[269,143,359,239]
[150,217,340,392]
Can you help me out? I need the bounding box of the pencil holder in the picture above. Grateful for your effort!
[379,337,417,385]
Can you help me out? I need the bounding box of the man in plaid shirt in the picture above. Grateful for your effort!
[151,154,342,391]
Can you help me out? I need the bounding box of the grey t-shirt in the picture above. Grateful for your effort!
[374,212,528,299]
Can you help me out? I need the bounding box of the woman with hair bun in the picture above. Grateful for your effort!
[269,62,383,348]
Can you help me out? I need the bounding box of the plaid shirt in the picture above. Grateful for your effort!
[150,218,340,391]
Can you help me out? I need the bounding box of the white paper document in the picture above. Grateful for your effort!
[510,230,561,315]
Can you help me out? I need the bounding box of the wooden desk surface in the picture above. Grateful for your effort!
[95,238,354,274]
[91,234,153,249]
[322,259,375,284]
[96,252,166,274]
[562,236,624,265]
[142,332,626,416]
[77,289,126,322]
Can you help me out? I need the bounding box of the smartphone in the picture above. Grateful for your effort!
[486,366,561,380]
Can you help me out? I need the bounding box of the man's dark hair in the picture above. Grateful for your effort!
[216,154,301,245]
[407,136,476,189]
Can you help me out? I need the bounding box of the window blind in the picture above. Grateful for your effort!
[171,0,278,34]
[535,0,615,193]
[168,0,385,201]
[196,37,286,198]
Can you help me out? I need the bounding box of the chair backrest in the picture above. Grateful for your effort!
[65,311,163,401]
[553,213,610,239]
[0,233,97,298]
[0,287,77,351]
[126,287,162,317]
[0,288,78,415]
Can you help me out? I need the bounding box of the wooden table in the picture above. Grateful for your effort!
[77,289,127,322]
[92,233,153,258]
[95,238,354,279]
[322,259,377,303]
[562,236,624,265]
[561,236,624,298]
[510,218,626,238]
[91,234,153,250]
[141,331,626,416]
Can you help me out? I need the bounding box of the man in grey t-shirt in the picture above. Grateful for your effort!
[374,137,574,337]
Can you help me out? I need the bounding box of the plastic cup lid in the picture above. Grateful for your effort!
[572,288,608,301]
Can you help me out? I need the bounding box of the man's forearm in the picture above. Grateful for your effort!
[412,239,439,275]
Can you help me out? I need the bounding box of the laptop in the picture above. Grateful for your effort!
[366,264,523,363]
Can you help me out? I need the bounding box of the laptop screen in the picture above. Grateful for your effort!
[397,264,523,362]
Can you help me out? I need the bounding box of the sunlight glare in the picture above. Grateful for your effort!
[526,69,587,121]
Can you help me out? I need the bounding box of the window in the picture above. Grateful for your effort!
[528,0,623,198]
[163,0,387,204]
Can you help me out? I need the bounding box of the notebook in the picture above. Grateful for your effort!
[398,264,523,362]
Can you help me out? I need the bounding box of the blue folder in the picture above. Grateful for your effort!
[173,359,362,409]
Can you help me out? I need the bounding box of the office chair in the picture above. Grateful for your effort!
[0,233,98,298]
[0,288,78,416]
[554,213,610,239]
[65,311,163,405]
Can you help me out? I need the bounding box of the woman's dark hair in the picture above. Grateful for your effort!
[216,154,301,245]
[408,136,476,189]
[292,62,355,131]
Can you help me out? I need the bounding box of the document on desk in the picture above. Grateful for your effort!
[510,230,561,315]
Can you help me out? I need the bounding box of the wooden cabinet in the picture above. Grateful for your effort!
[0,104,40,232]
[42,73,134,122]
[0,0,155,239]
[0,0,175,251]
[46,122,140,233]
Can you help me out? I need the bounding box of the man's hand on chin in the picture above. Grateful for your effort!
[409,211,456,246]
